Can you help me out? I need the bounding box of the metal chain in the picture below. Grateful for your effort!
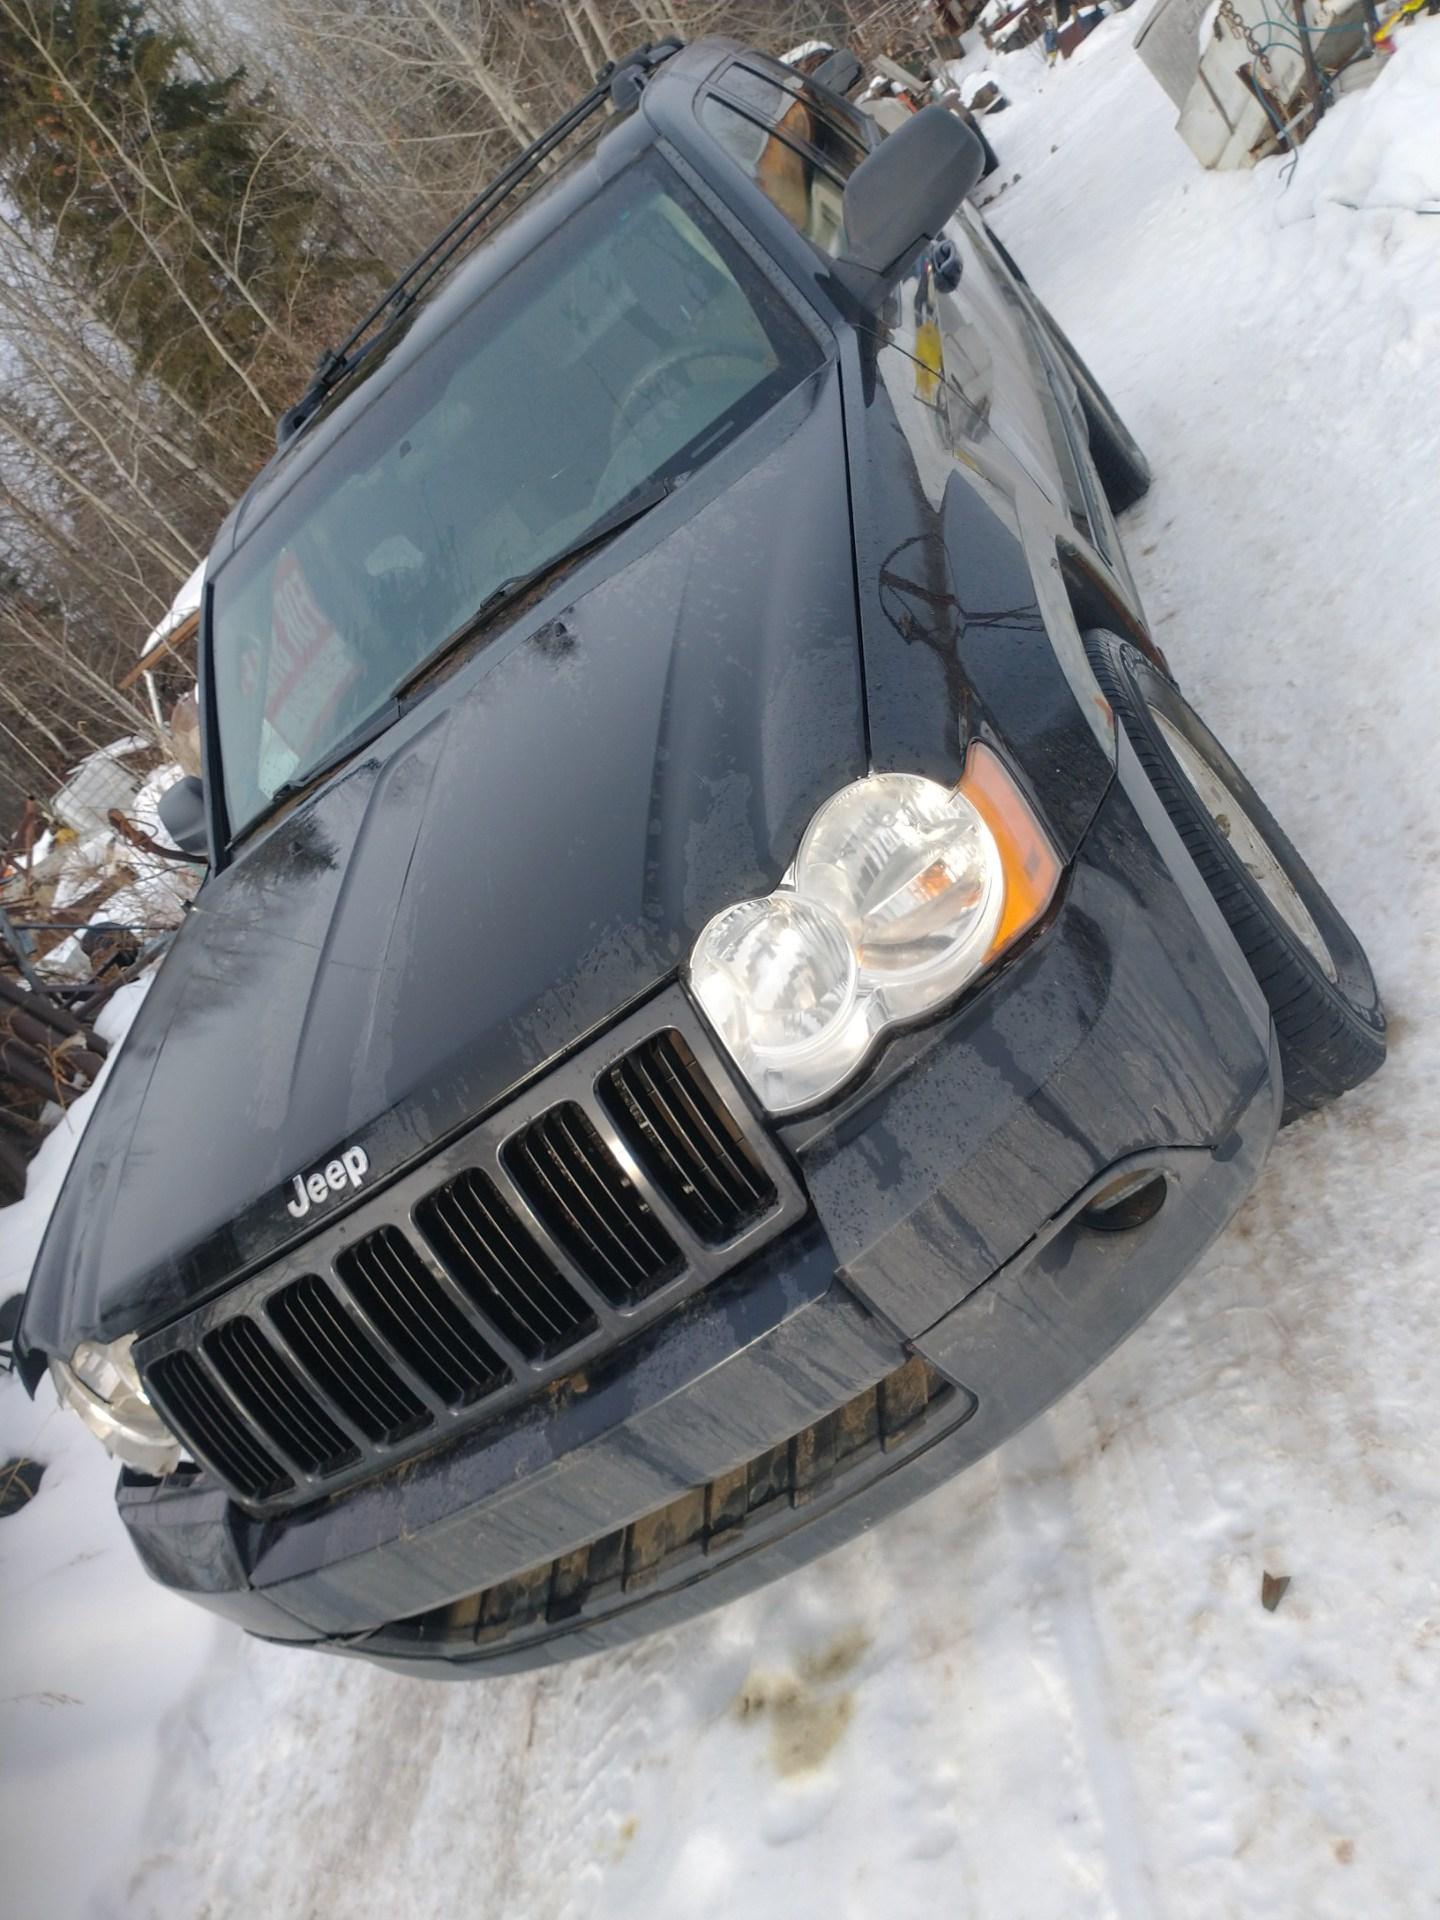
[1217,0,1275,78]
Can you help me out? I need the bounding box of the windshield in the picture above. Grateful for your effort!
[210,154,824,836]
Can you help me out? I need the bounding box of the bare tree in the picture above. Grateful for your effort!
[0,0,905,838]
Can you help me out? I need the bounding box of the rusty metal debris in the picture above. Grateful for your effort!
[0,925,115,1206]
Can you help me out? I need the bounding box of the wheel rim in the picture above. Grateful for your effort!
[1150,708,1339,983]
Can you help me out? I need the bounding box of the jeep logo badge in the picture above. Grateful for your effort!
[286,1144,370,1219]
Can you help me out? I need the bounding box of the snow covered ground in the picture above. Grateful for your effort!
[4,15,1439,1916]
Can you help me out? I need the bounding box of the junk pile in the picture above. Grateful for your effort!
[0,563,209,1207]
[0,954,112,1205]
[1,735,201,1205]
[1135,0,1430,166]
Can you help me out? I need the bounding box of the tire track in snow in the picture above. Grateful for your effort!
[510,1627,691,1919]
[999,1410,1168,1920]
[1082,1278,1265,1907]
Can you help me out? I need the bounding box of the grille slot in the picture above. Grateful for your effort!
[147,1350,293,1500]
[269,1275,430,1443]
[604,1030,776,1243]
[204,1315,357,1477]
[505,1102,681,1305]
[417,1169,596,1361]
[335,1227,509,1408]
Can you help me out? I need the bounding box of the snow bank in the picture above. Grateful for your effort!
[0,1368,219,1920]
[1281,14,1440,218]
[1,969,219,1920]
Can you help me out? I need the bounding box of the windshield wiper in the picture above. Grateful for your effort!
[395,472,684,698]
[266,698,403,810]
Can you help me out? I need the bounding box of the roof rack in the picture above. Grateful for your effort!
[275,38,684,450]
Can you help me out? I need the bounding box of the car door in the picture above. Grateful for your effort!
[951,200,1123,556]
[857,98,1077,515]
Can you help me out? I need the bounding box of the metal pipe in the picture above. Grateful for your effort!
[1292,0,1328,119]
[0,973,99,1045]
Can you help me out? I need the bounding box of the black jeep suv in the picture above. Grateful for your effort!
[19,40,1383,1675]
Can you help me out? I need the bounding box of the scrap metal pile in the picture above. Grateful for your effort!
[1135,0,1433,168]
[1,757,198,1205]
[0,955,111,1205]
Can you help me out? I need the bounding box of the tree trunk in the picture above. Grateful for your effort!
[580,1,619,62]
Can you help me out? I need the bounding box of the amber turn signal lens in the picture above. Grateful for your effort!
[958,742,1062,959]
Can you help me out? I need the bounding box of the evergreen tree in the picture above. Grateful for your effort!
[0,0,381,461]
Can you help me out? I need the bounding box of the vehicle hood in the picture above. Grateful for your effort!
[22,368,865,1354]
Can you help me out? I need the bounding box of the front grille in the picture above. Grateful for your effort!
[270,1275,428,1443]
[146,1349,293,1503]
[336,1228,509,1409]
[204,1314,356,1478]
[416,1170,595,1361]
[604,1029,776,1242]
[505,1104,681,1305]
[137,995,805,1513]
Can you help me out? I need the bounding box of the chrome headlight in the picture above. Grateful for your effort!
[49,1333,181,1475]
[689,745,1061,1113]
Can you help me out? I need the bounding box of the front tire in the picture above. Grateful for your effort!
[1086,632,1386,1124]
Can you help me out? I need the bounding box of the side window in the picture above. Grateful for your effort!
[701,62,871,260]
[719,61,874,171]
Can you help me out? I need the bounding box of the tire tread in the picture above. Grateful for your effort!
[1084,632,1385,1125]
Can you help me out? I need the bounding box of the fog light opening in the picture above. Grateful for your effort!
[1079,1169,1168,1234]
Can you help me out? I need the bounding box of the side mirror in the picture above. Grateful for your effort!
[839,106,986,306]
[158,774,209,859]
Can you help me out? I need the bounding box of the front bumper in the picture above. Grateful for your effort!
[117,738,1281,1674]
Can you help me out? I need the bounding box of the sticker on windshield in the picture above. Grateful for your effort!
[264,550,362,765]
